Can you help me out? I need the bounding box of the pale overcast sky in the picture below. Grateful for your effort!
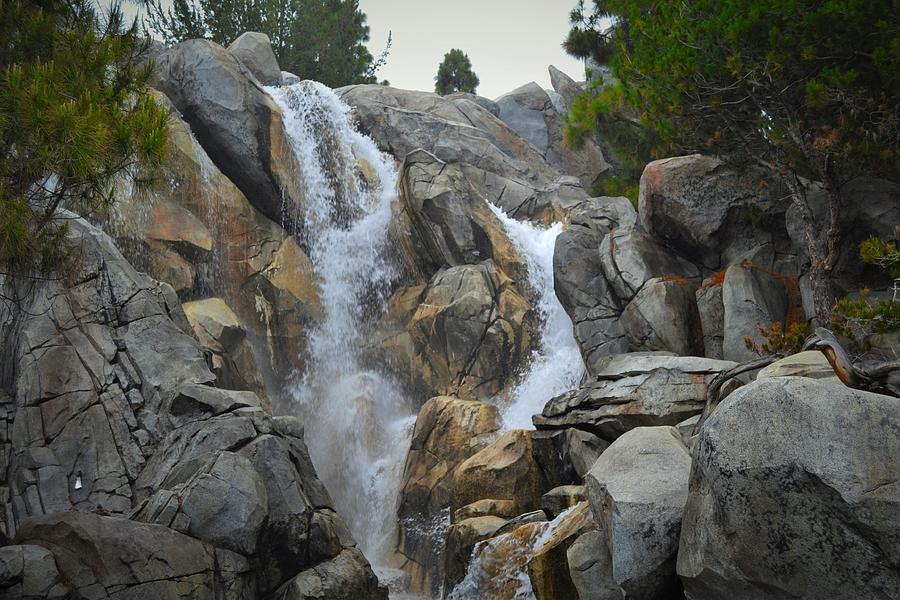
[120,0,586,99]
[357,0,586,99]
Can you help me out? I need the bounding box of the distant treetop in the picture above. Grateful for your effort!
[435,49,479,96]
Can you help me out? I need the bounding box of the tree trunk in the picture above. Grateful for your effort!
[786,175,842,326]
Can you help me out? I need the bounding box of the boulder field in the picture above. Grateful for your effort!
[1,32,897,600]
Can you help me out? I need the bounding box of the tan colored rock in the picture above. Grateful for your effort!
[408,262,534,400]
[397,396,501,596]
[145,201,213,251]
[758,351,840,383]
[528,502,597,600]
[147,241,195,294]
[452,430,543,516]
[111,93,322,391]
[454,499,519,523]
[448,501,597,598]
[183,298,269,409]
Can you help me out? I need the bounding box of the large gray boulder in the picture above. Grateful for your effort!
[678,378,900,600]
[639,155,792,269]
[583,427,691,600]
[721,247,788,362]
[336,84,587,223]
[497,81,609,187]
[150,39,303,227]
[534,354,738,441]
[0,544,70,599]
[13,512,226,599]
[553,196,635,370]
[227,32,282,85]
[621,276,703,356]
[599,228,700,303]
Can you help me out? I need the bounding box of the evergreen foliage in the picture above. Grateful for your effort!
[144,0,389,88]
[434,48,479,95]
[0,0,168,277]
[564,0,900,322]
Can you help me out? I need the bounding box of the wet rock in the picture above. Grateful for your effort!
[275,548,388,600]
[399,149,526,279]
[678,378,900,600]
[336,84,583,223]
[534,354,739,442]
[408,262,534,400]
[444,515,509,592]
[228,32,282,85]
[453,499,519,522]
[397,396,500,595]
[150,39,304,227]
[542,485,587,519]
[585,427,691,600]
[452,430,543,515]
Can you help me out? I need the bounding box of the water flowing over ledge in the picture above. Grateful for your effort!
[487,203,584,431]
[268,81,415,575]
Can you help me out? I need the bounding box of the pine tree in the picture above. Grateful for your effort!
[0,0,169,277]
[565,0,899,322]
[435,49,479,95]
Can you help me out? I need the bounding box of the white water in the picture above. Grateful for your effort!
[487,203,584,430]
[269,81,585,598]
[268,81,415,570]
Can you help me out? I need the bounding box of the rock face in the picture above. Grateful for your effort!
[183,298,269,406]
[0,217,385,598]
[678,378,900,600]
[496,81,608,187]
[336,84,587,224]
[396,396,501,594]
[408,262,534,400]
[452,430,543,516]
[228,32,282,85]
[639,155,792,269]
[534,354,738,441]
[150,39,304,227]
[109,91,322,404]
[584,427,692,600]
[553,196,635,370]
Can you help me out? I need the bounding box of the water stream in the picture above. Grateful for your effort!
[268,82,416,581]
[269,80,584,598]
[487,203,584,430]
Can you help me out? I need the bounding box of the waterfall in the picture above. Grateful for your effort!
[487,203,584,430]
[268,81,415,577]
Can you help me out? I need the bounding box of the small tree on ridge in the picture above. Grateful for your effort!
[435,48,479,95]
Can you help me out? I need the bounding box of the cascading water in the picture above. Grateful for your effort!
[269,79,585,599]
[487,203,585,430]
[267,81,416,580]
